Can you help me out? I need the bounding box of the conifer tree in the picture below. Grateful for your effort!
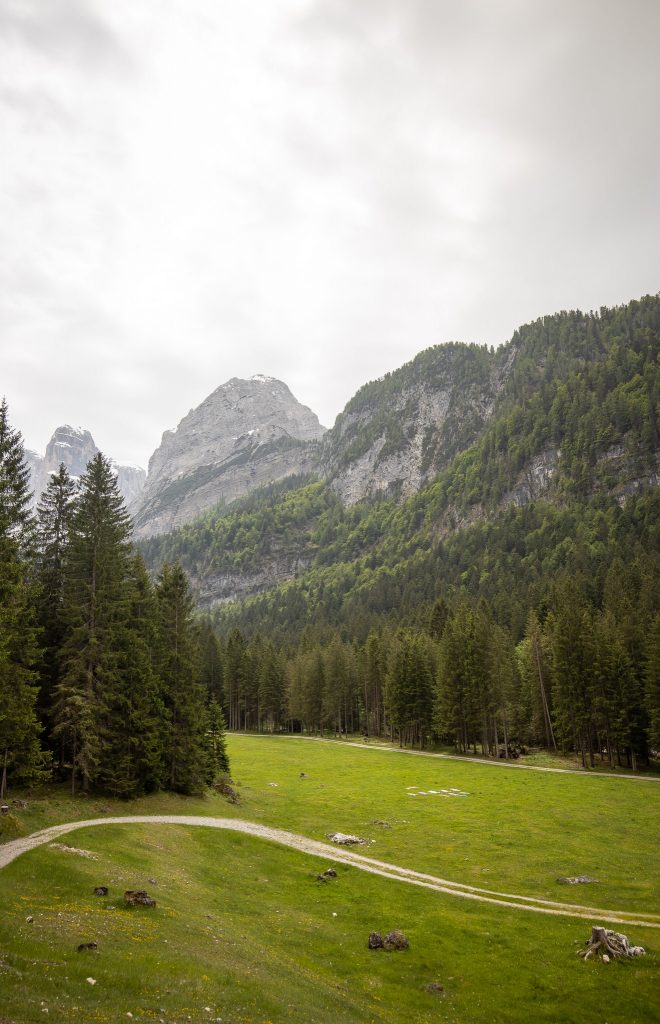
[0,398,33,545]
[0,399,48,797]
[156,563,209,794]
[385,632,433,747]
[34,464,76,736]
[363,631,385,737]
[257,640,285,732]
[225,628,248,731]
[549,578,596,767]
[54,453,133,792]
[100,554,166,796]
[205,695,230,777]
[644,614,660,752]
[434,604,479,753]
[199,618,225,707]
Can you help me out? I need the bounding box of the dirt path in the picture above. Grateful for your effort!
[273,734,660,781]
[1,816,658,929]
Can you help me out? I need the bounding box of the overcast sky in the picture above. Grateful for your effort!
[1,0,659,469]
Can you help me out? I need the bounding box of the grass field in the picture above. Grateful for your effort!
[0,735,658,1024]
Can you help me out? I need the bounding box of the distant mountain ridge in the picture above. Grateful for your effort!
[26,425,146,508]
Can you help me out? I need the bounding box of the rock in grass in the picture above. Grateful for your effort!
[557,875,598,885]
[424,982,444,996]
[323,868,337,878]
[77,942,98,952]
[328,832,366,845]
[213,780,240,804]
[124,890,156,908]
[383,930,409,951]
[93,886,108,896]
[368,930,409,950]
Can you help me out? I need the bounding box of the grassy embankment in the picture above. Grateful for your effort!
[0,734,658,1024]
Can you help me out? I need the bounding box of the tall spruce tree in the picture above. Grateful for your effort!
[34,464,76,738]
[205,695,230,777]
[100,554,166,796]
[53,453,133,793]
[435,604,479,753]
[0,399,48,797]
[156,563,209,794]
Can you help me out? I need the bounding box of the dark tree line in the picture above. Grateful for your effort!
[205,575,658,770]
[0,401,228,798]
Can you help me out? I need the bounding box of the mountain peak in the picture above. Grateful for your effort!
[133,377,326,537]
[26,425,146,508]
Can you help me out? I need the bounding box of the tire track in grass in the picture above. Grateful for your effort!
[1,816,659,929]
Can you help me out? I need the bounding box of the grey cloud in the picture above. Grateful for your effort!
[0,0,133,72]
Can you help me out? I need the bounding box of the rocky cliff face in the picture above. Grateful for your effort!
[26,425,146,508]
[322,343,514,505]
[131,376,326,538]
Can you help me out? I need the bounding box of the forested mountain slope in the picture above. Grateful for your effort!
[138,294,658,766]
[141,293,659,621]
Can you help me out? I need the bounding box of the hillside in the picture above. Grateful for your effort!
[140,293,659,634]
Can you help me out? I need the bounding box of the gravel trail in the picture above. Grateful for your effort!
[269,734,660,782]
[1,815,658,929]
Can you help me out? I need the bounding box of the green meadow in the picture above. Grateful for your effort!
[0,735,658,1024]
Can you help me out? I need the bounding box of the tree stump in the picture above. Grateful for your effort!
[577,926,645,960]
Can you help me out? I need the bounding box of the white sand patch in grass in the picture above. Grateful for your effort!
[407,786,469,797]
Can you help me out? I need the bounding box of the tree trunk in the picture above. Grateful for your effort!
[534,637,556,750]
[1,748,7,801]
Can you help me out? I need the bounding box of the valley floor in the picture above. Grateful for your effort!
[3,815,659,929]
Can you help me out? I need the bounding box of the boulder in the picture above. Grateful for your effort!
[327,832,366,845]
[383,930,409,951]
[124,890,156,908]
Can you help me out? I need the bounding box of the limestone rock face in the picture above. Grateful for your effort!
[46,425,98,478]
[322,345,513,505]
[112,462,147,507]
[131,376,326,538]
[26,425,146,509]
